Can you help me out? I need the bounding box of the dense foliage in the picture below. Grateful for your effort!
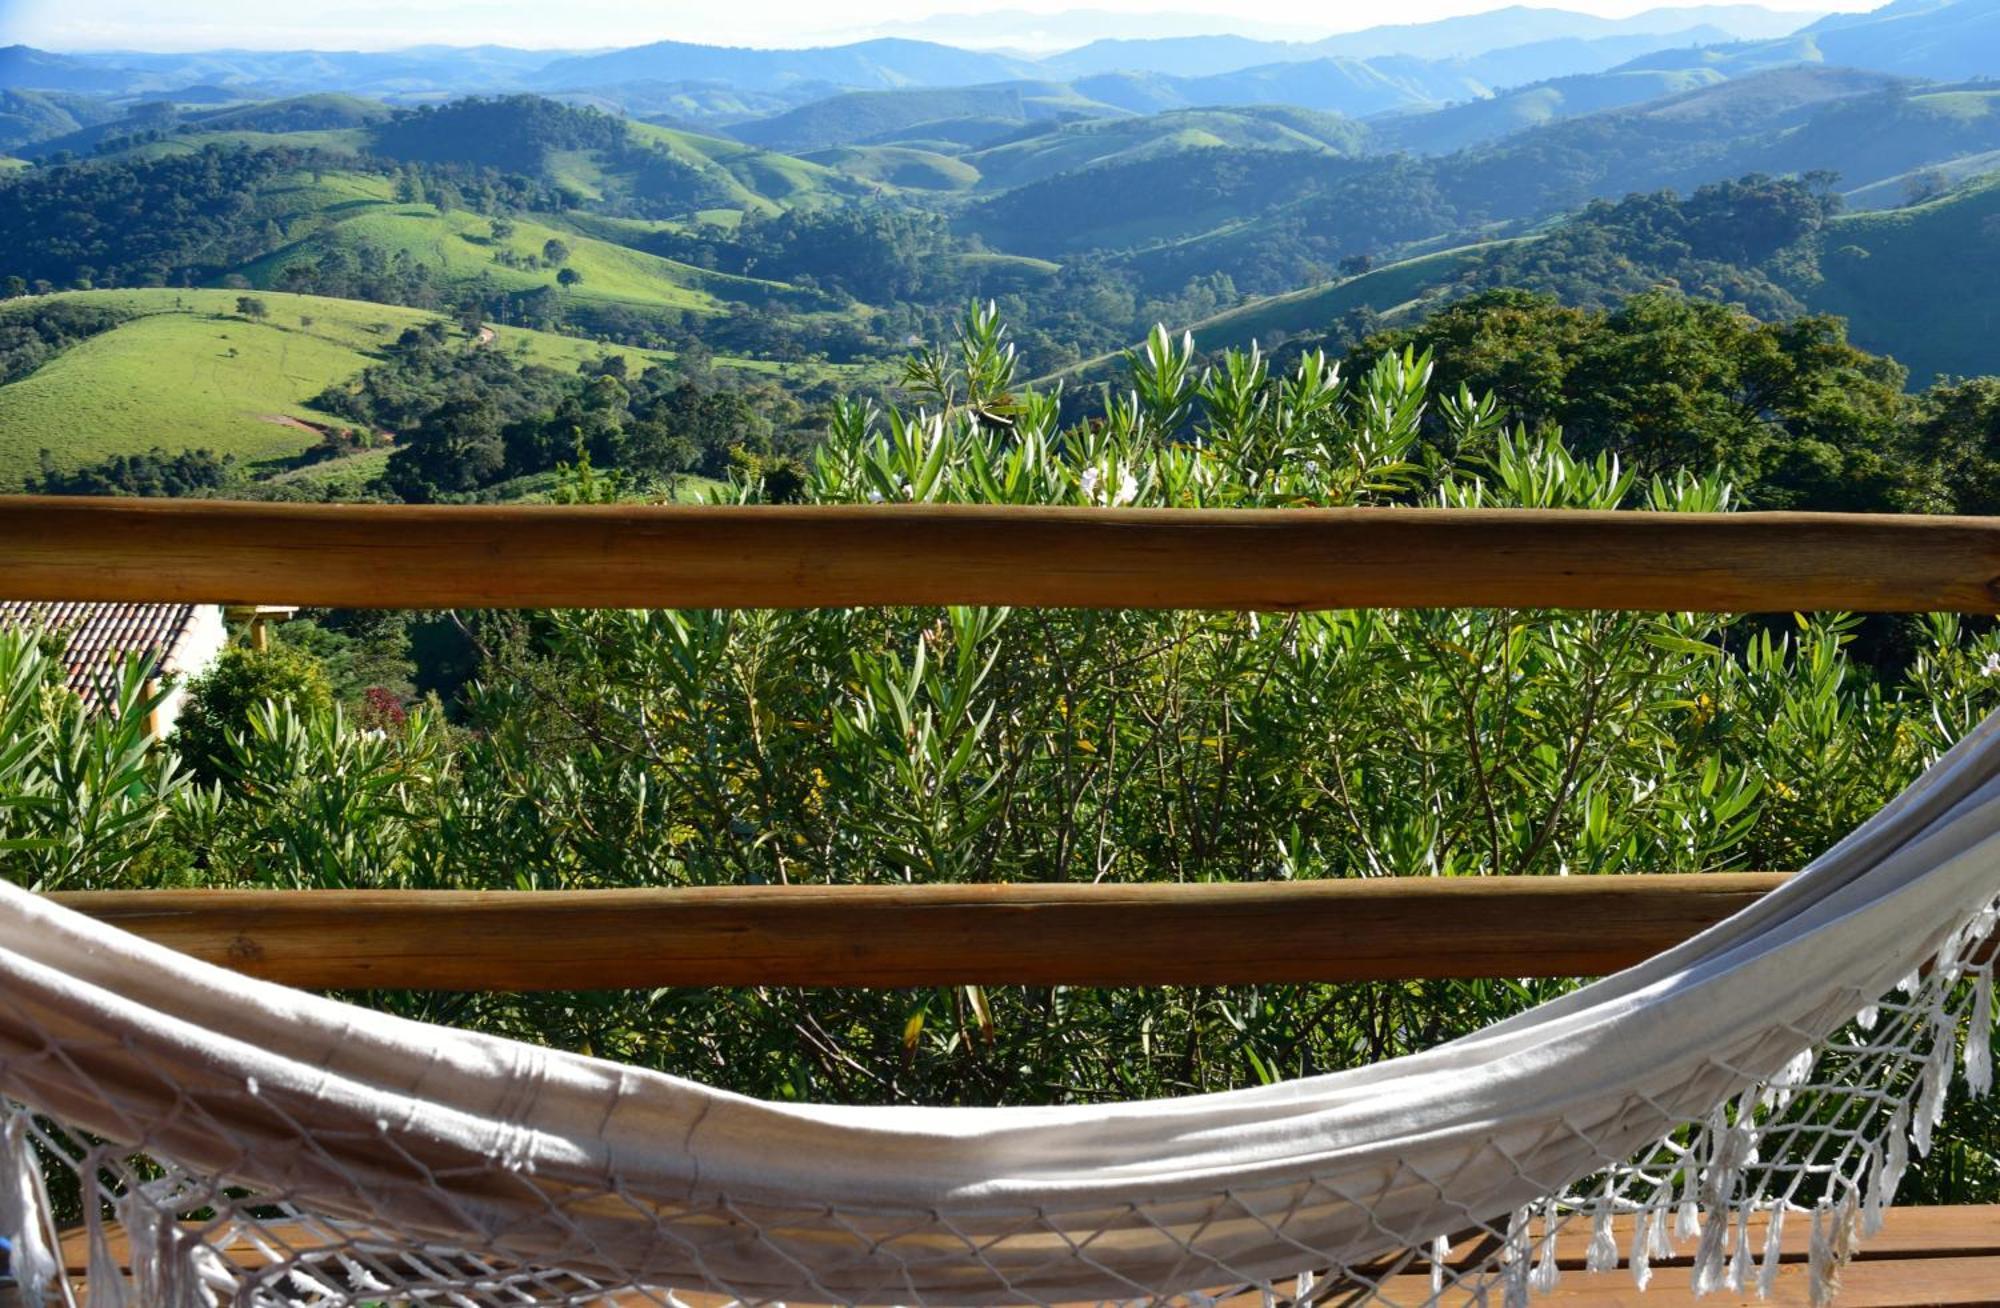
[174,644,334,782]
[1353,288,1949,512]
[270,241,450,310]
[372,96,626,176]
[7,315,2000,1205]
[1906,377,2000,518]
[0,298,127,382]
[312,321,801,500]
[0,146,346,290]
[1453,174,1841,318]
[25,445,238,496]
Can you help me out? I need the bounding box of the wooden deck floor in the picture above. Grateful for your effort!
[50,1204,2000,1305]
[1330,1204,2000,1305]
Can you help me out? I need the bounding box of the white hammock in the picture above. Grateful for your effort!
[5,712,2000,1306]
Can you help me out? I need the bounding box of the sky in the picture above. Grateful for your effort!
[0,0,1872,52]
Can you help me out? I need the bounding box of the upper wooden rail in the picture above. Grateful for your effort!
[3,497,1998,612]
[52,873,1786,990]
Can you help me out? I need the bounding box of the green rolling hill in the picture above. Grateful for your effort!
[1731,82,2000,190]
[1809,172,2000,384]
[10,93,389,159]
[0,287,846,489]
[1180,241,1526,351]
[237,200,814,316]
[1370,67,1729,154]
[1,122,841,325]
[964,106,1364,193]
[23,96,869,222]
[621,121,866,213]
[0,290,445,487]
[0,87,122,153]
[1025,240,1514,386]
[728,86,1039,154]
[799,145,982,191]
[1077,169,2000,389]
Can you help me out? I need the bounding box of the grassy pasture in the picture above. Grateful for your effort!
[0,287,881,489]
[0,294,409,487]
[0,290,673,488]
[237,205,732,314]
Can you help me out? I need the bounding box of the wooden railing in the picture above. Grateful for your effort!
[5,496,2000,612]
[7,496,1995,991]
[50,875,1786,990]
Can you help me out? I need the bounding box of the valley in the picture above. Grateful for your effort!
[3,0,1999,498]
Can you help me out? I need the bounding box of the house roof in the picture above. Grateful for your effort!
[0,601,215,709]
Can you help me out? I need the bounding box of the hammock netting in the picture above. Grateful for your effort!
[6,711,2000,1306]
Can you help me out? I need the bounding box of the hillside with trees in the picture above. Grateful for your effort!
[5,5,2000,490]
[1152,169,2000,388]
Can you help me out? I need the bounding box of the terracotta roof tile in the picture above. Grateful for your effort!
[0,601,210,710]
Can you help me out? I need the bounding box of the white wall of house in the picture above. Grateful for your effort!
[155,604,229,737]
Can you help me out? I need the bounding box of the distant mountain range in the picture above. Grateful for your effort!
[1038,4,1816,75]
[829,9,1340,54]
[0,4,1830,106]
[1623,0,2000,77]
[3,0,1997,164]
[0,43,569,98]
[5,19,2000,462]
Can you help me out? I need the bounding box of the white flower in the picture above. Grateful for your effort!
[1304,459,1321,477]
[867,489,885,503]
[1078,466,1102,501]
[1981,651,2000,678]
[1114,469,1139,505]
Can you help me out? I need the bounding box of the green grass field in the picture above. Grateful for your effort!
[0,289,448,487]
[238,204,743,315]
[473,469,730,503]
[0,289,683,489]
[265,445,394,494]
[0,287,879,489]
[0,310,367,486]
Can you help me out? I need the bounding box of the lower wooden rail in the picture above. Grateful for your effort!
[53,873,1787,990]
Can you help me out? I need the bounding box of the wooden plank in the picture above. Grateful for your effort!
[50,874,1787,991]
[57,1208,2000,1305]
[1357,1256,2000,1306]
[1222,1206,2000,1306]
[3,498,1998,613]
[1407,1203,2000,1276]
